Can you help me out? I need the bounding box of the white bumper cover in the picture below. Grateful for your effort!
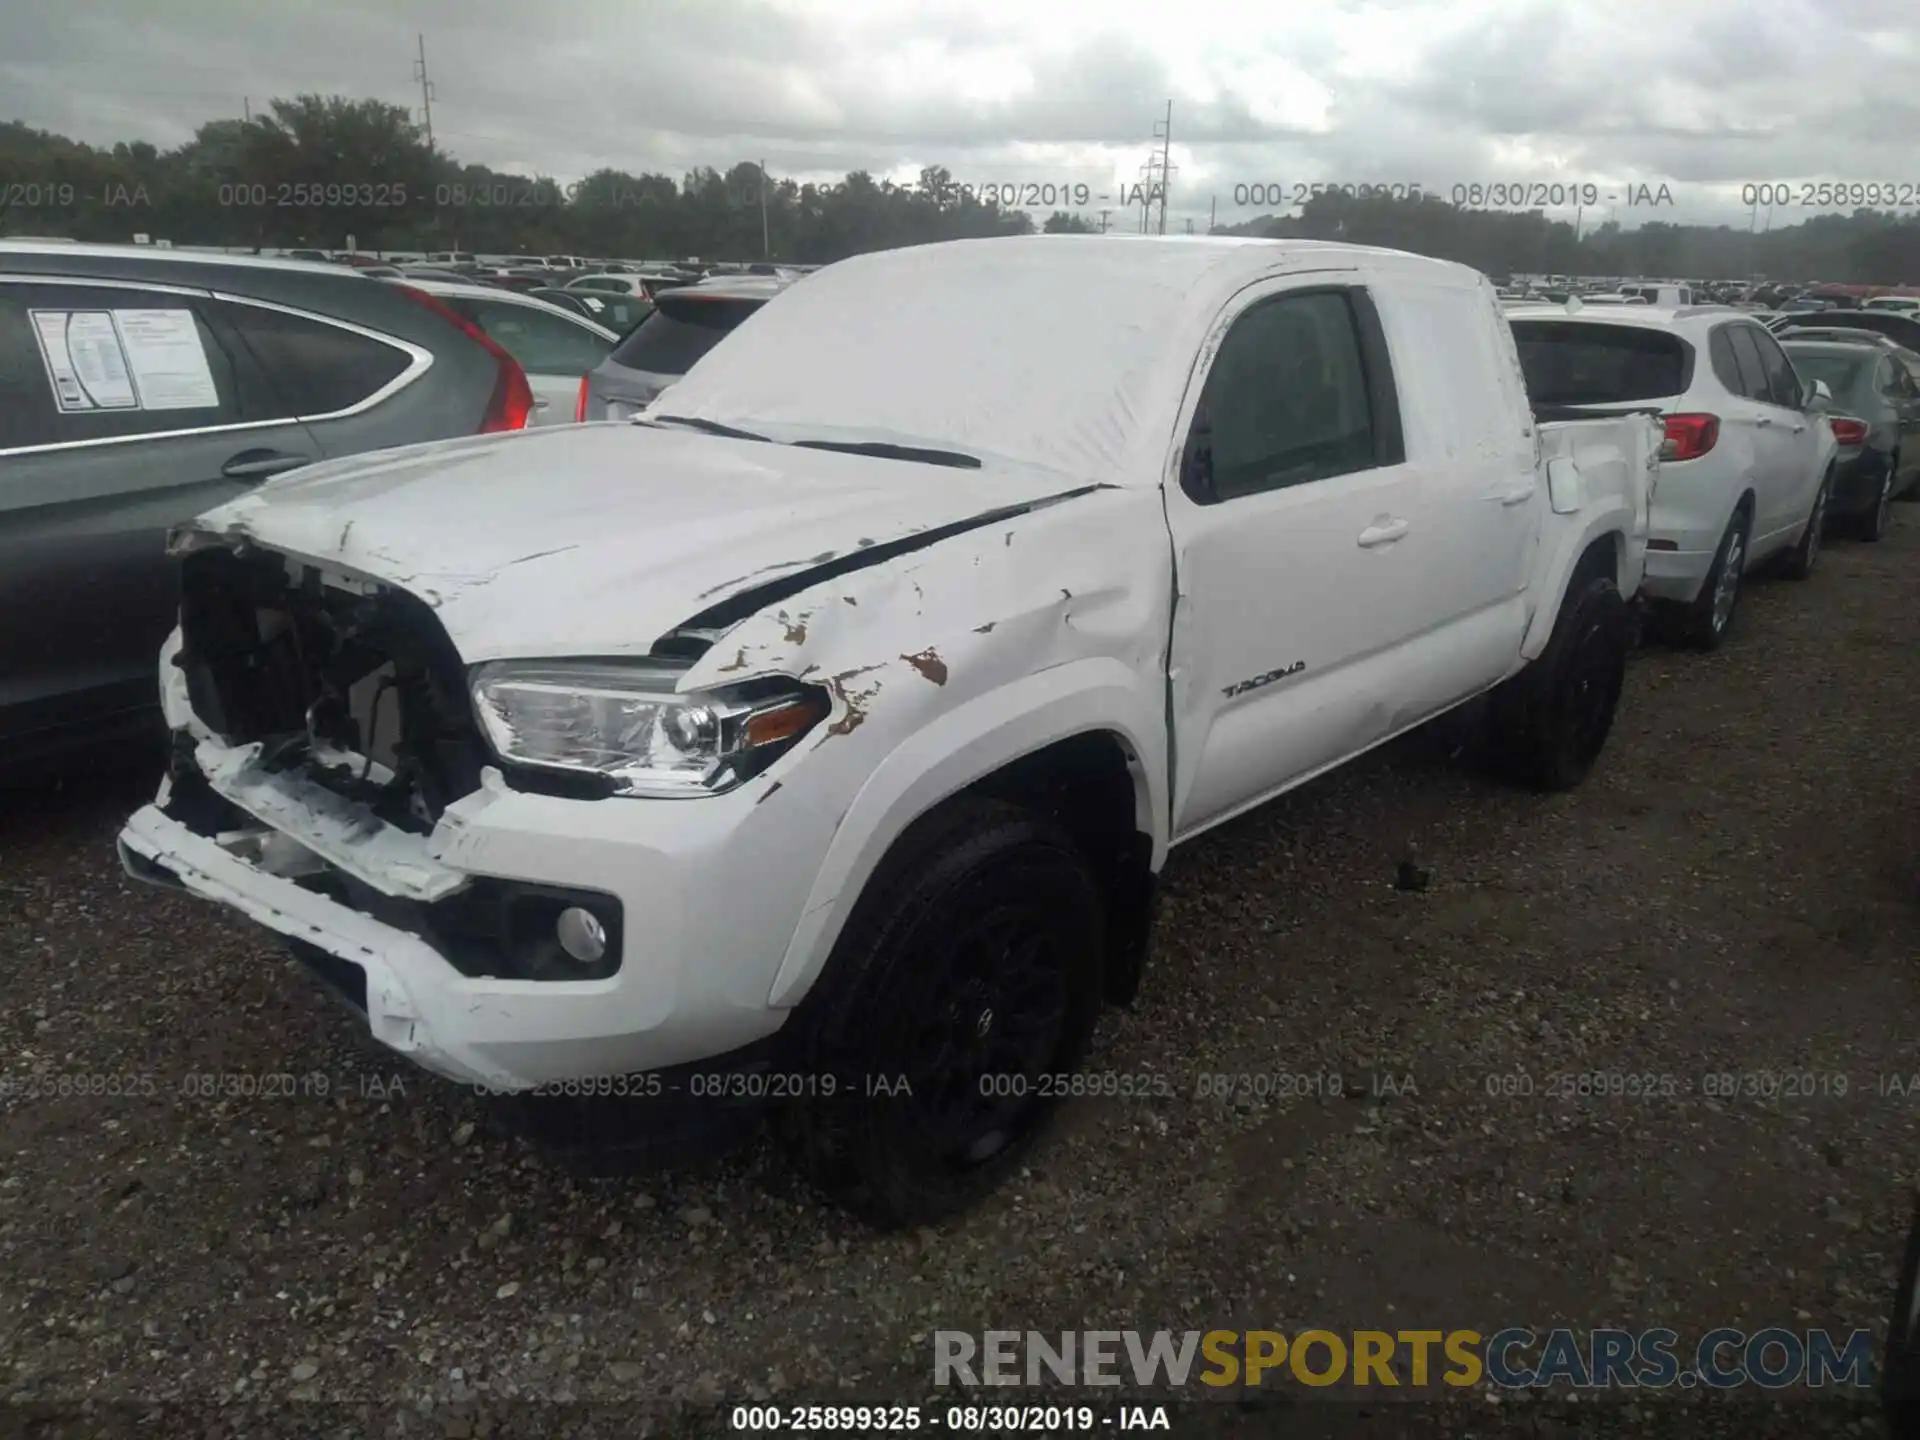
[117,761,803,1091]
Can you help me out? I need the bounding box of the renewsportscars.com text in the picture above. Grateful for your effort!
[933,1328,1876,1391]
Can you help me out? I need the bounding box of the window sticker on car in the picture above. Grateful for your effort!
[27,307,219,412]
[30,310,138,410]
[112,310,220,409]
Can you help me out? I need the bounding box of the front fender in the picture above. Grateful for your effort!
[764,656,1168,1009]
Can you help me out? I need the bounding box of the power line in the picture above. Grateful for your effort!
[411,33,436,153]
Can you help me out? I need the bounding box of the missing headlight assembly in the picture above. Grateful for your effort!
[176,546,493,828]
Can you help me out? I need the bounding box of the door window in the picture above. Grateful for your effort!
[5,283,241,445]
[0,292,60,449]
[1748,326,1807,409]
[1724,326,1774,401]
[1185,290,1386,503]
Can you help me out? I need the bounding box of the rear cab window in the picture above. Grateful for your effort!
[607,295,763,376]
[1509,320,1689,405]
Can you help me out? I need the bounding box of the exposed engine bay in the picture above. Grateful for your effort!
[175,545,494,832]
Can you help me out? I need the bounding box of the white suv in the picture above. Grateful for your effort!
[1508,302,1838,648]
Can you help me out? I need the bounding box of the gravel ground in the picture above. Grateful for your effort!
[3,513,1918,1439]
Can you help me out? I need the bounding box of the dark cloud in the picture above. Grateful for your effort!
[4,0,1915,230]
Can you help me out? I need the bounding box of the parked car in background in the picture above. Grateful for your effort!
[392,279,616,426]
[118,236,1658,1224]
[1779,337,1920,539]
[1864,295,1920,314]
[1783,310,1920,353]
[396,265,476,285]
[1508,302,1837,649]
[0,242,537,780]
[531,287,651,334]
[284,248,330,263]
[1621,283,1693,306]
[566,274,651,299]
[577,275,789,421]
[424,251,479,268]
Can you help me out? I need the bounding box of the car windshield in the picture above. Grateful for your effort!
[608,296,762,375]
[1510,321,1688,404]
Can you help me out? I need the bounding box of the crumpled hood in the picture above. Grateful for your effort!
[188,422,1092,662]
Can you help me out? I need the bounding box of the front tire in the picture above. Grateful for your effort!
[780,797,1104,1228]
[1486,570,1630,792]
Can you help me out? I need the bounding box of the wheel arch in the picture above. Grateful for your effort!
[766,659,1166,1011]
[1521,520,1631,662]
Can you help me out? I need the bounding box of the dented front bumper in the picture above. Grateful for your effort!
[116,730,814,1092]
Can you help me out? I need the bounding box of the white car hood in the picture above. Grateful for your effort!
[187,422,1097,663]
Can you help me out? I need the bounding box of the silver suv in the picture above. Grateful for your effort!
[577,275,793,422]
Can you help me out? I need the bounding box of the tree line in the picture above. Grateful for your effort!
[4,94,1917,281]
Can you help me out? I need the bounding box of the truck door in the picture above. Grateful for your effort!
[1164,281,1427,838]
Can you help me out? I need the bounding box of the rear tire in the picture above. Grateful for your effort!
[1664,504,1750,650]
[1486,571,1630,792]
[779,797,1104,1228]
[1781,471,1830,577]
[1862,463,1895,542]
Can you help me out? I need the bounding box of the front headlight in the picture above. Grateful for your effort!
[470,661,829,798]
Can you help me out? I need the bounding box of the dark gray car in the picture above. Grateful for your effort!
[0,241,540,780]
[1781,338,1920,538]
[578,275,791,422]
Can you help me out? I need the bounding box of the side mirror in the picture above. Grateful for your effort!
[1807,378,1833,411]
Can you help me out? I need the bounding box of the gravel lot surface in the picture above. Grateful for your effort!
[3,514,1918,1439]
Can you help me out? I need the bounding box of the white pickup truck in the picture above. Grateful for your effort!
[119,237,1660,1226]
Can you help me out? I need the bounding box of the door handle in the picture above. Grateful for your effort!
[221,448,312,480]
[1488,480,1537,506]
[1357,517,1410,548]
[532,398,552,410]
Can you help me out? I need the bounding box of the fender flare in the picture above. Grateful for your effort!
[1520,506,1634,662]
[765,657,1168,1009]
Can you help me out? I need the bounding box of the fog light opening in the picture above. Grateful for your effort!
[556,907,608,964]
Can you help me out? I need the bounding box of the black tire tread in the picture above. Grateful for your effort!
[1487,573,1629,792]
[779,796,1104,1228]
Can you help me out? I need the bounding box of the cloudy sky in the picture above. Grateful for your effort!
[8,0,1919,230]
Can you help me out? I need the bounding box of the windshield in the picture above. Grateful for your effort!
[1510,321,1689,404]
[644,245,1213,482]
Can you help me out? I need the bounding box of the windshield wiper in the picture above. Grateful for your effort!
[791,440,981,469]
[646,414,771,443]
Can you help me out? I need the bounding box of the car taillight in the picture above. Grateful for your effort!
[1660,413,1719,462]
[575,374,591,423]
[1831,416,1869,445]
[393,284,534,433]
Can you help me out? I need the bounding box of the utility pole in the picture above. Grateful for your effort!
[1154,101,1173,235]
[243,96,251,123]
[760,159,770,259]
[1208,195,1216,233]
[412,34,436,152]
[1098,208,1111,234]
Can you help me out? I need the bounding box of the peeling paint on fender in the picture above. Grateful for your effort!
[901,649,948,685]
